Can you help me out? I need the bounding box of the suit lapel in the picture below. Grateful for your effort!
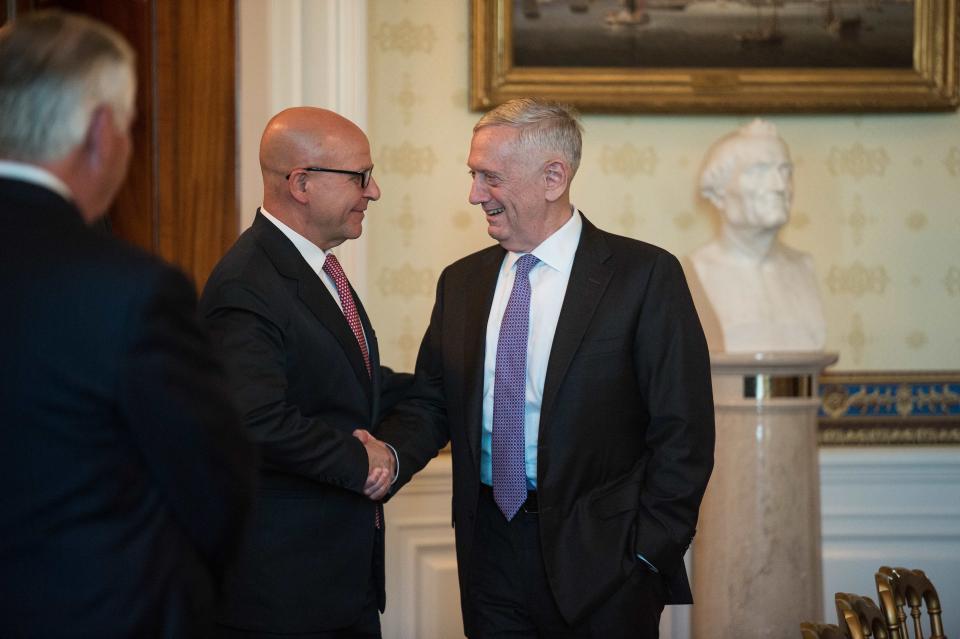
[540,217,612,434]
[461,247,505,470]
[355,294,382,416]
[298,272,373,397]
[251,213,373,400]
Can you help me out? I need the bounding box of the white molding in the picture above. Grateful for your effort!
[236,0,271,231]
[409,537,460,639]
[391,474,453,496]
[303,0,369,296]
[389,517,452,532]
[393,454,453,495]
[237,0,369,294]
[819,447,960,636]
[820,447,960,483]
[269,0,304,109]
[384,502,459,639]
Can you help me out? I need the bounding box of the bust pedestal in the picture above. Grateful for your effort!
[692,351,837,639]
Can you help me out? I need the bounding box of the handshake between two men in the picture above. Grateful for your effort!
[354,429,396,501]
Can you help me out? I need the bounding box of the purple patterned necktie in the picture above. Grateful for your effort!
[492,253,539,521]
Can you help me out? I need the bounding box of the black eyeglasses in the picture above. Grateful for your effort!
[285,166,373,188]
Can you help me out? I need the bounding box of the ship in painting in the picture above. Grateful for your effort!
[822,0,863,38]
[735,0,785,45]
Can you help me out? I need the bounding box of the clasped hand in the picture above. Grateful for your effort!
[352,429,394,501]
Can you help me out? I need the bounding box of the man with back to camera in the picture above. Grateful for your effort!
[200,106,410,638]
[378,97,716,638]
[0,10,256,638]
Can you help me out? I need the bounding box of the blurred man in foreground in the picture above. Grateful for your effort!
[0,10,255,638]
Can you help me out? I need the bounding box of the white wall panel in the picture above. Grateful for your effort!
[383,455,464,639]
[237,0,368,294]
[821,447,960,636]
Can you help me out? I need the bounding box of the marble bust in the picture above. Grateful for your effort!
[686,119,826,353]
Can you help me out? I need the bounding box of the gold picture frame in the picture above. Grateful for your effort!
[470,0,959,113]
[818,371,960,445]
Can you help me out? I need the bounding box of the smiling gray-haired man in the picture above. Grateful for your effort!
[379,97,716,638]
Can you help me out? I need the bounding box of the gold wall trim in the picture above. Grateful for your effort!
[818,371,960,446]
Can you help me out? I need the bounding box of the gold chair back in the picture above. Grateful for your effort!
[876,571,906,639]
[801,620,849,639]
[877,566,946,639]
[837,592,892,639]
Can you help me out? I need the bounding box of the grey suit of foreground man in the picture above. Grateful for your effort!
[379,98,715,639]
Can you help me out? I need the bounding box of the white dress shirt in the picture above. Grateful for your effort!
[260,206,346,313]
[480,209,582,489]
[0,160,73,201]
[259,207,396,482]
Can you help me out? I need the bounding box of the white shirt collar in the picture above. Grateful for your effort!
[0,160,73,202]
[504,206,583,275]
[259,206,331,275]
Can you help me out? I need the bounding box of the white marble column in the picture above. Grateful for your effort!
[692,352,837,639]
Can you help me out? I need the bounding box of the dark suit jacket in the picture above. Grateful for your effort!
[0,178,255,638]
[200,212,410,635]
[381,215,715,632]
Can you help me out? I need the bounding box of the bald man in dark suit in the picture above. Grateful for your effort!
[201,107,410,638]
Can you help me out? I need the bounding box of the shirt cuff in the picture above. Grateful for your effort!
[384,442,400,485]
[637,553,658,573]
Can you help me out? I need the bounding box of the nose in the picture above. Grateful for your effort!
[468,175,486,205]
[766,166,787,191]
[364,175,381,202]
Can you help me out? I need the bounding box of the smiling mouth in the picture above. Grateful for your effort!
[485,207,504,216]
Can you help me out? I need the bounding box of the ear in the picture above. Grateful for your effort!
[543,160,569,203]
[287,170,311,205]
[54,105,115,224]
[81,105,112,170]
[701,185,725,210]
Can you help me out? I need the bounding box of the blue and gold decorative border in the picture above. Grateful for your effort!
[818,372,960,445]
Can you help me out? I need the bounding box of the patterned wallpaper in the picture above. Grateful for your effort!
[366,0,960,373]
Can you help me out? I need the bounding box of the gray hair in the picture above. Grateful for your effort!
[699,119,788,203]
[475,97,583,176]
[0,10,135,163]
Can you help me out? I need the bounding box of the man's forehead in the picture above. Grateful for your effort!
[469,126,522,166]
[314,134,372,167]
[472,125,521,149]
[735,139,790,167]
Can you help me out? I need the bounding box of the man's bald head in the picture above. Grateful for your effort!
[257,107,379,250]
[260,107,364,181]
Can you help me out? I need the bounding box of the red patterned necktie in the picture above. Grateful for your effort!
[322,254,380,528]
[322,254,371,378]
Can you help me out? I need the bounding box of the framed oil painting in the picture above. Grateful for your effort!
[470,0,959,112]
